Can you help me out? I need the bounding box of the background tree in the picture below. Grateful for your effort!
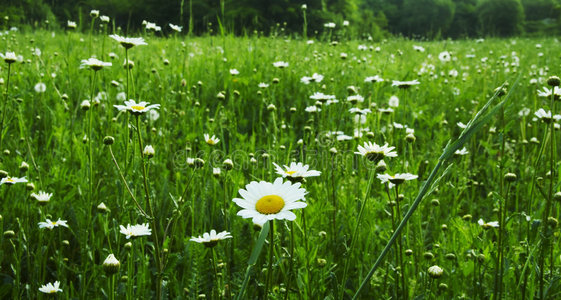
[477,0,525,36]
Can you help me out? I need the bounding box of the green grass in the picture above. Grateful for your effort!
[0,28,560,299]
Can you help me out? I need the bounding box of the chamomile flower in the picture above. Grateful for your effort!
[391,79,420,88]
[39,281,62,294]
[204,134,220,145]
[478,218,499,229]
[355,142,397,162]
[377,173,418,185]
[438,51,451,62]
[114,99,160,115]
[67,21,77,29]
[109,34,147,49]
[537,86,561,99]
[535,108,552,123]
[0,176,28,185]
[273,61,289,68]
[38,218,69,230]
[80,57,112,71]
[190,229,232,247]
[364,75,384,83]
[273,162,321,182]
[169,23,182,32]
[1,51,17,64]
[119,223,151,239]
[31,191,53,204]
[233,177,307,226]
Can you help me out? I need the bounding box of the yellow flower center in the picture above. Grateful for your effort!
[285,170,297,175]
[6,178,14,183]
[255,195,285,215]
[131,105,145,111]
[207,139,215,145]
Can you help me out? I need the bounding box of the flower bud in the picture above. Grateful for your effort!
[547,76,560,87]
[103,254,120,274]
[428,265,443,278]
[143,145,155,159]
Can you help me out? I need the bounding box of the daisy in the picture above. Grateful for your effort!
[119,223,151,239]
[38,218,69,230]
[114,99,160,115]
[347,95,364,103]
[537,86,561,100]
[305,106,321,113]
[478,218,499,229]
[1,176,28,185]
[438,51,451,62]
[233,177,307,226]
[273,61,289,68]
[204,134,220,145]
[391,79,420,88]
[377,173,418,185]
[229,69,239,75]
[1,51,17,64]
[349,108,371,115]
[413,45,425,52]
[378,107,394,114]
[364,75,384,83]
[31,191,53,204]
[258,82,269,89]
[169,23,182,32]
[80,57,112,71]
[273,162,321,182]
[454,147,469,156]
[103,254,121,274]
[190,229,232,247]
[109,34,147,49]
[535,108,552,123]
[34,82,46,93]
[355,142,397,162]
[100,16,110,23]
[388,96,399,107]
[67,21,77,29]
[39,281,62,294]
[310,92,336,102]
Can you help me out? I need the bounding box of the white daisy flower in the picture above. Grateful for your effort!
[1,176,28,185]
[39,281,62,294]
[34,82,46,93]
[273,162,321,182]
[233,177,307,226]
[109,34,147,49]
[347,95,364,103]
[537,86,561,99]
[0,51,17,64]
[454,147,469,156]
[229,69,239,75]
[388,96,399,107]
[391,79,420,88]
[355,142,397,162]
[67,21,77,29]
[38,218,69,230]
[478,218,499,229]
[535,108,552,122]
[31,191,53,204]
[190,229,232,247]
[305,106,321,113]
[310,92,336,102]
[438,51,451,62]
[349,108,371,115]
[169,23,182,32]
[100,16,110,23]
[114,99,160,115]
[204,133,220,145]
[80,57,112,71]
[377,173,418,185]
[119,223,151,239]
[364,75,384,83]
[258,82,269,88]
[413,45,425,52]
[273,61,289,68]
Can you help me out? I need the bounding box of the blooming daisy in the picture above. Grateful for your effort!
[119,223,151,239]
[38,218,69,230]
[233,177,307,226]
[347,95,364,103]
[109,34,147,49]
[537,86,561,100]
[391,79,420,89]
[190,229,232,247]
[535,108,552,123]
[100,15,110,23]
[1,51,17,64]
[413,45,425,52]
[39,281,62,294]
[349,108,371,115]
[273,61,289,68]
[478,218,499,229]
[34,82,46,93]
[31,191,53,204]
[273,162,321,182]
[364,75,384,83]
[454,147,469,156]
[114,99,160,115]
[204,134,220,145]
[355,142,397,162]
[80,57,112,71]
[389,96,399,107]
[169,23,182,32]
[67,21,77,29]
[310,92,336,103]
[377,173,418,185]
[1,176,28,185]
[438,51,451,62]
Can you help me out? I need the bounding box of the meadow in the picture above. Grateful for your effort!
[0,24,560,299]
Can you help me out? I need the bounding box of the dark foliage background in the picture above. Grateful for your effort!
[2,0,561,38]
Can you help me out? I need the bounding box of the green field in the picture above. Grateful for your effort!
[0,28,560,299]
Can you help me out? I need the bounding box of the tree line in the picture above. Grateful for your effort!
[2,0,561,39]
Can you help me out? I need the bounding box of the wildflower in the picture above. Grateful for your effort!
[233,177,307,226]
[300,73,323,84]
[34,82,46,93]
[39,281,62,294]
[100,16,110,23]
[103,254,120,274]
[343,20,349,26]
[190,230,232,247]
[478,218,499,229]
[204,134,220,145]
[213,167,221,177]
[324,22,336,28]
[301,4,307,10]
[143,145,155,158]
[273,61,289,68]
[310,92,336,102]
[80,57,112,71]
[114,99,160,115]
[537,86,561,100]
[349,108,371,115]
[413,45,425,52]
[377,173,418,185]
[258,82,269,89]
[273,162,320,182]
[428,265,444,278]
[535,108,552,123]
[229,69,239,75]
[391,79,420,88]
[90,10,99,18]
[305,106,320,113]
[1,52,17,64]
[438,51,451,62]
[454,147,469,156]
[388,96,399,107]
[355,142,397,163]
[364,75,384,83]
[169,23,182,32]
[31,191,53,204]
[67,21,77,29]
[38,218,69,230]
[0,176,28,185]
[119,223,151,239]
[347,95,364,103]
[109,34,147,49]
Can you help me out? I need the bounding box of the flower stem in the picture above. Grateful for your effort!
[264,221,274,298]
[0,63,11,149]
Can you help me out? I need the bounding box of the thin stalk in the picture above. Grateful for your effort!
[283,222,295,300]
[0,62,11,149]
[394,185,407,299]
[264,221,275,298]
